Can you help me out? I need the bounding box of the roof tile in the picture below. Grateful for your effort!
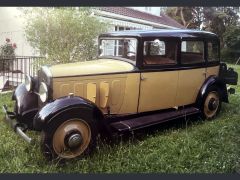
[96,7,184,29]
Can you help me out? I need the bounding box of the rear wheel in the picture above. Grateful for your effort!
[41,114,97,161]
[201,86,222,119]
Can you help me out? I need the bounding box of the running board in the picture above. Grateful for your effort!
[110,107,200,132]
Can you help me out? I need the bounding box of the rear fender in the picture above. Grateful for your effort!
[196,75,228,107]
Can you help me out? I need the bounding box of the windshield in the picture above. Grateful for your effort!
[99,38,137,63]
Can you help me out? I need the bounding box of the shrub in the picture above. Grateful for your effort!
[21,7,108,64]
[0,38,17,71]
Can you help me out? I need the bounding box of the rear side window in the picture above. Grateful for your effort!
[143,39,177,66]
[208,41,219,62]
[181,41,204,64]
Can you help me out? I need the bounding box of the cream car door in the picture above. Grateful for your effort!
[175,40,206,106]
[138,38,179,113]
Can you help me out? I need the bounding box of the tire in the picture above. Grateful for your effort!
[14,100,18,114]
[40,110,98,161]
[201,86,222,120]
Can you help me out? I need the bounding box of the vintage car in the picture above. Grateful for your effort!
[2,29,238,161]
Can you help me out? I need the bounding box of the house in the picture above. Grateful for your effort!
[0,7,183,57]
[0,7,183,91]
[94,7,184,31]
[0,7,37,56]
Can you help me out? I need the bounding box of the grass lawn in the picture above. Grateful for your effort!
[0,65,240,173]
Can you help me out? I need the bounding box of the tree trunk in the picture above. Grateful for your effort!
[180,7,187,27]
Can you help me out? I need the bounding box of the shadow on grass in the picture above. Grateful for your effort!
[98,113,204,149]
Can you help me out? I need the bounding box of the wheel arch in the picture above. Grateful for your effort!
[33,96,110,135]
[196,75,228,107]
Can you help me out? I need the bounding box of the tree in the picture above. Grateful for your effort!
[165,7,203,29]
[165,7,239,49]
[221,25,240,62]
[202,7,239,47]
[21,7,108,64]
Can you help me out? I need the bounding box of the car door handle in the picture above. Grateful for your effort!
[140,74,147,81]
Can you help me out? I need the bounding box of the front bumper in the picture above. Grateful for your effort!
[2,104,33,144]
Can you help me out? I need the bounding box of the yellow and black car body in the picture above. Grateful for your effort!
[2,29,238,160]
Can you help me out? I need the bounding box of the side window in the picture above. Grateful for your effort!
[208,41,219,62]
[143,39,177,65]
[181,41,204,64]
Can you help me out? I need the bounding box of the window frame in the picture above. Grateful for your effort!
[98,36,140,66]
[180,38,206,67]
[140,37,180,70]
[206,40,220,65]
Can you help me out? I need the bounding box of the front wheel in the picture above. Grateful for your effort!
[201,86,222,120]
[41,115,97,161]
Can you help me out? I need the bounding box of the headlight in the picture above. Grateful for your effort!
[24,75,32,91]
[39,82,48,103]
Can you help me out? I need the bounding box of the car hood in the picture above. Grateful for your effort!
[48,59,135,78]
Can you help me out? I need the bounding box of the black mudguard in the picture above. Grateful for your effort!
[33,96,110,135]
[196,75,228,108]
[12,83,39,128]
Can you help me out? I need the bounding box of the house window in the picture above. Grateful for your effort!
[115,26,132,31]
[119,26,124,31]
[145,7,152,12]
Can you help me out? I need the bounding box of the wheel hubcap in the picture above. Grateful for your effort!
[52,119,91,159]
[67,133,83,149]
[208,98,218,111]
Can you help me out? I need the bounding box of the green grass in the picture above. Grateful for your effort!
[0,65,240,173]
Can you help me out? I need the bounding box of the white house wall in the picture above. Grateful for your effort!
[0,7,37,56]
[0,7,180,57]
[94,9,178,29]
[129,7,161,16]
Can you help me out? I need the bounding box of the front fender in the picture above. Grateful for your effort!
[196,75,228,107]
[12,83,39,128]
[33,96,107,133]
[13,83,39,115]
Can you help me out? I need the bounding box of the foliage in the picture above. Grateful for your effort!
[0,65,240,173]
[203,7,240,62]
[165,7,240,62]
[221,25,240,63]
[0,38,17,57]
[202,7,239,46]
[0,38,17,71]
[223,25,240,50]
[165,7,203,29]
[21,7,108,64]
[166,7,239,42]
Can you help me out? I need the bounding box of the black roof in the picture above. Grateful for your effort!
[99,29,219,39]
